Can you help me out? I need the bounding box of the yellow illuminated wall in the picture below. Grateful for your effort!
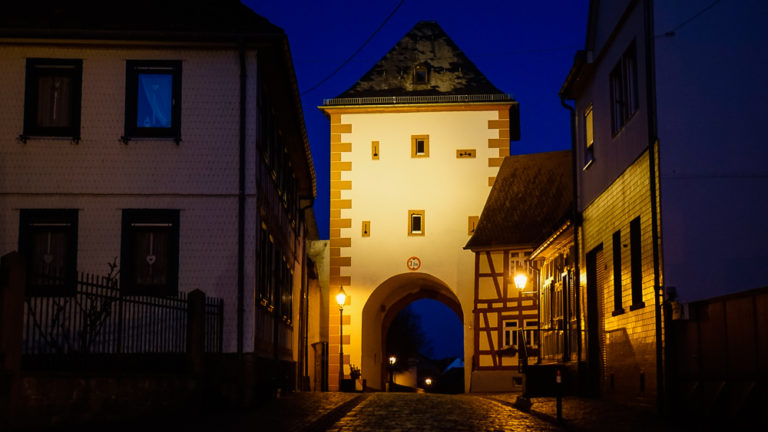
[324,103,514,391]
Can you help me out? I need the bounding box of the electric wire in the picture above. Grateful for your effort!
[657,0,722,37]
[300,0,405,96]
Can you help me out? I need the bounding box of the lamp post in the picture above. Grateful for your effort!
[514,272,530,401]
[336,287,346,391]
[424,377,432,392]
[388,355,397,391]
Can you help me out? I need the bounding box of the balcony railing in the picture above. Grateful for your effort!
[322,93,515,106]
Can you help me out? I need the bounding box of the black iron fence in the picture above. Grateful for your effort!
[22,271,223,356]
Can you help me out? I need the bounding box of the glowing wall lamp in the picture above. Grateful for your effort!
[336,286,347,390]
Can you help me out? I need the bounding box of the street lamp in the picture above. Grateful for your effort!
[336,287,346,391]
[388,355,397,391]
[514,271,531,408]
[424,377,432,392]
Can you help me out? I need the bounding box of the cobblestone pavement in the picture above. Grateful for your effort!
[326,393,564,432]
[487,393,682,432]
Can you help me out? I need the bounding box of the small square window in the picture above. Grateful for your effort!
[408,210,425,236]
[411,135,429,158]
[124,60,182,140]
[413,64,429,84]
[19,209,78,296]
[121,209,180,297]
[23,58,82,139]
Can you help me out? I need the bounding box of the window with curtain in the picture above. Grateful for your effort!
[124,60,182,140]
[121,209,179,296]
[23,58,82,139]
[19,209,78,296]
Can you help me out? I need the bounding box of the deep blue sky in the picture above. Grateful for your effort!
[245,0,589,240]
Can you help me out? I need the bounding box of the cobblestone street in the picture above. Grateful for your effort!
[49,391,700,432]
[326,393,561,432]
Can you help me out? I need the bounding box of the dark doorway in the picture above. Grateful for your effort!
[585,245,603,396]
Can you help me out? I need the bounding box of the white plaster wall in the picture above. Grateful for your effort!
[339,108,502,379]
[0,43,263,352]
[654,0,768,302]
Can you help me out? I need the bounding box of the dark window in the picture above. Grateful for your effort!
[258,225,273,305]
[413,64,428,84]
[19,209,78,296]
[409,211,424,235]
[415,139,425,154]
[280,259,293,322]
[612,230,625,315]
[121,210,179,296]
[23,58,82,139]
[124,60,182,140]
[272,246,282,308]
[630,217,645,309]
[610,42,638,135]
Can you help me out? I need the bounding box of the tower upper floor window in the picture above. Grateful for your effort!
[610,41,638,135]
[408,210,425,236]
[411,135,430,158]
[124,60,182,141]
[23,58,82,139]
[413,64,429,84]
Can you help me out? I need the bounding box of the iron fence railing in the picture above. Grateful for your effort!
[22,271,223,356]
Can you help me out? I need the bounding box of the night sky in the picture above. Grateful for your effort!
[244,0,590,359]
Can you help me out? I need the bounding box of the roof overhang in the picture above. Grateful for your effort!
[530,221,573,261]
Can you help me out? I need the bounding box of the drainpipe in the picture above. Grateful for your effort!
[643,0,665,416]
[237,38,247,354]
[560,95,581,385]
[298,198,314,389]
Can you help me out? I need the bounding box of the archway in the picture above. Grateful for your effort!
[361,272,463,391]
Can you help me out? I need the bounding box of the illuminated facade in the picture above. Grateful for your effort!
[465,151,572,392]
[320,21,518,391]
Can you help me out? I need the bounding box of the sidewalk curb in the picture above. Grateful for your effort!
[301,394,368,432]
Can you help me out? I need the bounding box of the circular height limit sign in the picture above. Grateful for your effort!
[406,256,421,271]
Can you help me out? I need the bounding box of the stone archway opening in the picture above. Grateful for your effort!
[361,273,463,391]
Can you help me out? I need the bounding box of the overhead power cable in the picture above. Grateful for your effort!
[300,0,405,96]
[657,0,722,37]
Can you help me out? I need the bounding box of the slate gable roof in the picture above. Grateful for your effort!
[335,21,506,99]
[0,0,282,41]
[465,150,573,250]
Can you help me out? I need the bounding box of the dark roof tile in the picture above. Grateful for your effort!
[465,150,573,250]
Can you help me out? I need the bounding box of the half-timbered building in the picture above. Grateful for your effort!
[465,150,572,392]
